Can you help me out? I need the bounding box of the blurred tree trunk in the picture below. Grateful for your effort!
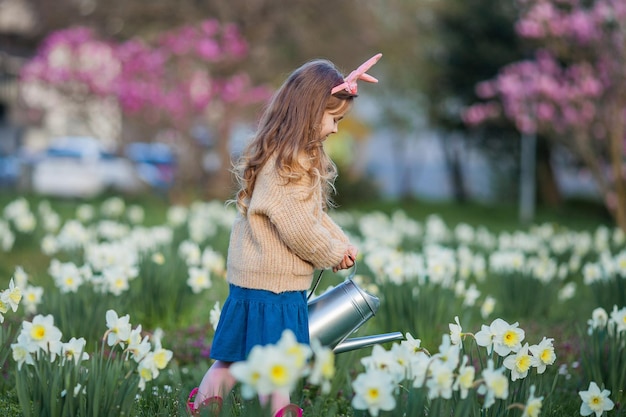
[535,138,561,207]
[441,132,467,202]
[609,95,626,231]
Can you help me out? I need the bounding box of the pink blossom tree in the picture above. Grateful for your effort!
[19,20,271,198]
[463,0,626,230]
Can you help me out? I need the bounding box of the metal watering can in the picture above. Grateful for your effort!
[307,261,404,353]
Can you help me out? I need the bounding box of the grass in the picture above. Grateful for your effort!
[0,190,623,417]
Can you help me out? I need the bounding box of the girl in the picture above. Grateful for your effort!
[189,53,381,417]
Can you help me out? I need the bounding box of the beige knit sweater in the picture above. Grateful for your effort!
[226,158,350,293]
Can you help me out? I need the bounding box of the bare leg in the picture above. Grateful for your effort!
[194,360,236,408]
[259,391,291,416]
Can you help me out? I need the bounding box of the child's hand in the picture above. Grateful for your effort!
[333,245,358,272]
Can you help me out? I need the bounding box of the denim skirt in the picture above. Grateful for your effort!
[209,284,310,362]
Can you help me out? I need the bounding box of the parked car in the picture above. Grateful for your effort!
[27,136,144,198]
[0,155,20,187]
[124,142,176,190]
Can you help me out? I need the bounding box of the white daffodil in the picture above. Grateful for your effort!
[351,369,397,417]
[0,303,6,323]
[41,234,59,255]
[51,261,84,293]
[76,204,95,223]
[587,307,608,334]
[480,296,496,319]
[166,205,188,227]
[308,338,335,394]
[389,342,414,381]
[12,266,29,289]
[21,285,44,314]
[528,337,556,374]
[105,309,132,347]
[56,220,91,251]
[62,337,89,364]
[474,324,495,354]
[231,330,307,399]
[449,316,463,345]
[96,220,131,241]
[609,305,626,333]
[100,196,125,218]
[582,262,603,285]
[401,332,423,355]
[137,352,159,391]
[201,247,226,276]
[435,334,460,371]
[102,266,130,296]
[614,250,626,276]
[276,329,311,372]
[522,385,543,417]
[259,344,303,396]
[11,332,35,370]
[179,240,202,266]
[361,344,405,384]
[490,318,525,357]
[0,220,15,251]
[478,359,509,409]
[2,278,21,312]
[21,314,63,360]
[209,302,221,331]
[13,211,36,233]
[153,347,173,370]
[462,283,481,307]
[503,343,538,381]
[453,356,475,399]
[186,266,212,294]
[558,282,576,301]
[127,205,145,224]
[151,251,166,265]
[409,350,432,389]
[426,359,454,399]
[230,345,266,399]
[127,325,150,362]
[579,381,614,417]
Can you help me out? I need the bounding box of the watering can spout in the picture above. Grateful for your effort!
[333,332,405,354]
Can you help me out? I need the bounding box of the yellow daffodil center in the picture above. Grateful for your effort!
[270,365,288,385]
[31,324,46,340]
[139,367,153,381]
[154,350,169,369]
[517,355,531,372]
[367,388,380,401]
[540,348,554,363]
[503,330,518,346]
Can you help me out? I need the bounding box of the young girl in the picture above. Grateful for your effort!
[189,53,381,417]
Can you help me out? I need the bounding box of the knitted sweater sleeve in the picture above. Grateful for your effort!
[259,176,349,270]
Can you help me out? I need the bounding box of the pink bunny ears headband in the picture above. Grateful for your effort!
[331,53,383,95]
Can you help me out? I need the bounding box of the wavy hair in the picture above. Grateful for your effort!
[232,59,355,215]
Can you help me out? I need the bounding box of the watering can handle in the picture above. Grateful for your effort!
[307,258,357,301]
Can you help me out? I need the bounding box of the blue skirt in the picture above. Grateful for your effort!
[210,284,310,362]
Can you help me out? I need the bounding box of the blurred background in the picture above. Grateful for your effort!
[0,0,623,228]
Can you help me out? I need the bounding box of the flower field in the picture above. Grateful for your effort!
[0,195,625,416]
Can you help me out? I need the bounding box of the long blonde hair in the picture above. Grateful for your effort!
[232,59,355,215]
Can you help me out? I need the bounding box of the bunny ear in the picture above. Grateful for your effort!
[358,73,379,83]
[332,53,382,95]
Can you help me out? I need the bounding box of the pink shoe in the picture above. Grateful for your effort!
[274,404,303,417]
[187,387,223,416]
